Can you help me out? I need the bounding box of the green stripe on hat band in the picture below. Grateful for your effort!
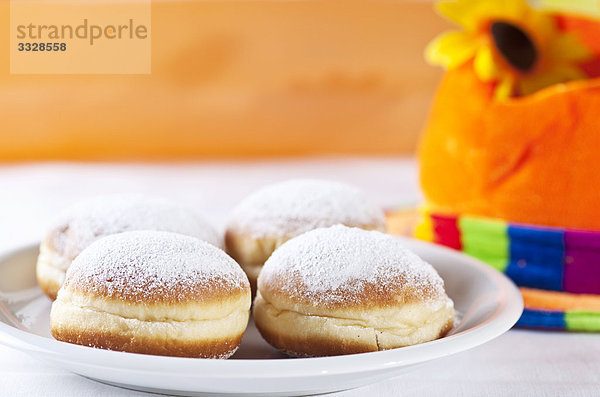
[458,216,509,272]
[565,311,600,331]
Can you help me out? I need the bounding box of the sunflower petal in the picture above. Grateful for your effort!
[425,31,480,68]
[436,0,482,30]
[547,34,593,62]
[518,64,586,95]
[519,74,552,96]
[494,75,516,100]
[437,0,530,30]
[501,0,532,20]
[474,45,502,81]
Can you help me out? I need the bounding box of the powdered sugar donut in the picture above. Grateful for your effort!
[50,231,250,358]
[253,225,454,357]
[37,194,221,300]
[225,179,385,290]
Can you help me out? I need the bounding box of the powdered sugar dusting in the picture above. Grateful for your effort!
[259,225,446,306]
[47,194,221,261]
[226,179,385,238]
[63,231,249,303]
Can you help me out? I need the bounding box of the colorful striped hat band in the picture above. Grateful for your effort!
[416,211,600,331]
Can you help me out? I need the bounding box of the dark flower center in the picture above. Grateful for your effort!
[490,21,538,72]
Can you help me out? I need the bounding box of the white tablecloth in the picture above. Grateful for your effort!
[0,158,598,397]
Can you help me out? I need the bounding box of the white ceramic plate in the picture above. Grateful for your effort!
[0,238,522,396]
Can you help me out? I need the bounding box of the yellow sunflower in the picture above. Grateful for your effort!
[426,0,594,100]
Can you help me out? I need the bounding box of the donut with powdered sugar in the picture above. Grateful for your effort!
[253,225,454,357]
[37,194,221,300]
[50,231,251,358]
[225,179,385,291]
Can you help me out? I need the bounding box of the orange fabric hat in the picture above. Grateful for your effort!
[420,56,600,230]
[420,8,600,230]
[416,1,600,332]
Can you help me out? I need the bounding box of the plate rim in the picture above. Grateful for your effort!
[0,238,523,378]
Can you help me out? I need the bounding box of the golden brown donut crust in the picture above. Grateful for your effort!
[260,270,444,310]
[51,286,251,358]
[255,325,376,357]
[253,292,454,357]
[52,327,243,358]
[37,274,61,302]
[36,241,69,300]
[255,315,453,357]
[63,269,248,305]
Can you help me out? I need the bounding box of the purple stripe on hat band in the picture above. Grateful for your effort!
[564,230,600,294]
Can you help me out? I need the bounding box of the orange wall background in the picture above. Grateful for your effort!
[0,1,449,161]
